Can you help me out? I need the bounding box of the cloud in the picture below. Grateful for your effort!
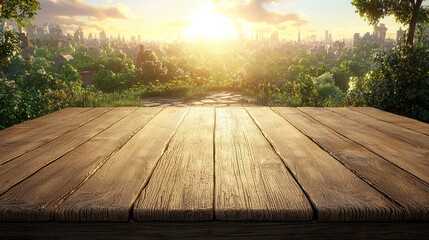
[33,0,131,33]
[213,0,308,27]
[39,0,128,20]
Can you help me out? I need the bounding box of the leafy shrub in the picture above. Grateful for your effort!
[295,74,318,106]
[316,83,344,107]
[365,44,429,122]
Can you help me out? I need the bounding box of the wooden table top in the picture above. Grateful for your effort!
[0,107,428,223]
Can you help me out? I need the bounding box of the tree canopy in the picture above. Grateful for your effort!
[0,0,41,66]
[351,0,429,45]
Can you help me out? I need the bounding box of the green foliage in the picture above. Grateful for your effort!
[80,87,141,107]
[0,0,41,66]
[2,26,428,128]
[331,67,351,92]
[295,74,318,106]
[351,0,428,44]
[92,69,123,92]
[0,0,40,25]
[315,72,334,86]
[346,76,369,106]
[364,43,429,121]
[0,30,22,66]
[0,53,84,129]
[316,83,344,107]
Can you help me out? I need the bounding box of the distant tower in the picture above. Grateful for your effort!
[74,27,84,45]
[353,33,360,47]
[26,25,37,39]
[374,23,387,43]
[396,27,406,43]
[43,23,50,35]
[298,28,301,44]
[324,30,333,44]
[99,30,107,43]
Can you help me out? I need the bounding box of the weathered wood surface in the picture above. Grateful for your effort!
[247,107,400,222]
[215,108,312,221]
[0,108,89,139]
[55,108,187,222]
[350,107,429,136]
[274,107,429,221]
[299,107,429,184]
[327,107,429,149]
[0,108,110,164]
[0,107,428,225]
[133,108,214,221]
[0,108,134,196]
[0,108,159,221]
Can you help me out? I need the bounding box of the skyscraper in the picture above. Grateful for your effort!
[374,23,388,43]
[396,27,406,43]
[353,33,360,47]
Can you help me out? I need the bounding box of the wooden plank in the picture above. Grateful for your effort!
[0,108,89,138]
[0,108,137,196]
[55,108,189,222]
[0,108,111,164]
[299,107,429,184]
[350,107,429,136]
[1,222,429,239]
[247,107,400,222]
[0,107,160,222]
[328,107,429,149]
[133,108,214,221]
[215,108,312,221]
[274,107,429,221]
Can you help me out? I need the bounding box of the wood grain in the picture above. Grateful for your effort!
[0,108,89,139]
[0,107,160,221]
[133,108,214,221]
[215,108,312,221]
[247,107,400,222]
[350,107,429,136]
[55,108,188,222]
[1,222,429,239]
[274,107,429,221]
[327,107,429,149]
[299,107,429,184]
[0,108,135,196]
[0,108,111,164]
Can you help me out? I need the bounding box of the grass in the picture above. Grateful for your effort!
[81,90,142,107]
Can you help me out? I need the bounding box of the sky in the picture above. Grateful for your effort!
[33,0,406,41]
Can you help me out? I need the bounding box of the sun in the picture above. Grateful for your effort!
[185,4,239,41]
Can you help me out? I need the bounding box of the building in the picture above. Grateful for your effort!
[99,30,108,43]
[353,33,360,47]
[396,27,406,43]
[49,23,63,38]
[74,27,84,45]
[374,23,387,43]
[26,25,38,39]
[324,30,333,44]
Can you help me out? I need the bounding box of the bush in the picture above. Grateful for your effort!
[365,44,429,122]
[317,83,344,106]
[295,74,318,106]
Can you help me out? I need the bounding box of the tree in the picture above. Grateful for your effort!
[0,0,41,66]
[351,0,428,45]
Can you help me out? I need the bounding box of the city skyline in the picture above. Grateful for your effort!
[33,0,408,41]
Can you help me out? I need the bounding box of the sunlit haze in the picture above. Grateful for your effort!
[34,0,404,41]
